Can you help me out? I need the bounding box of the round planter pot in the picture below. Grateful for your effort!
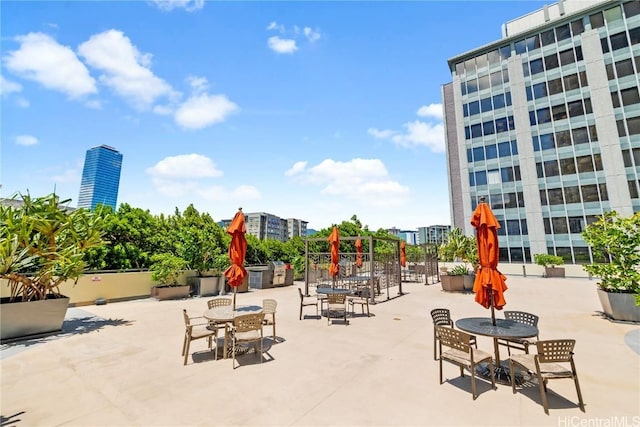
[597,289,640,322]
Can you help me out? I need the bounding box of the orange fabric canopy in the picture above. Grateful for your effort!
[471,202,508,310]
[328,226,340,277]
[355,238,363,268]
[400,241,407,267]
[224,209,247,288]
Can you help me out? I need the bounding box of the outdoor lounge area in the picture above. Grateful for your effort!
[1,274,639,426]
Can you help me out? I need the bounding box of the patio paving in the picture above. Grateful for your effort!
[1,275,638,426]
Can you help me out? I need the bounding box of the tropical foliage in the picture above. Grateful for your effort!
[0,193,105,301]
[533,253,564,268]
[438,227,478,271]
[581,211,640,300]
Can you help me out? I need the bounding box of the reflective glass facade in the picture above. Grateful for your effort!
[77,145,123,211]
[444,0,639,264]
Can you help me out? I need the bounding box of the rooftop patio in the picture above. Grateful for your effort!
[1,275,638,426]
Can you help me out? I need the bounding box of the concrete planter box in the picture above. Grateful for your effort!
[187,276,223,297]
[1,295,70,341]
[597,289,640,322]
[441,275,465,292]
[151,285,190,300]
[463,274,475,291]
[545,267,565,278]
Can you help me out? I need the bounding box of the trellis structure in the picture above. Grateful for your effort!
[304,235,406,303]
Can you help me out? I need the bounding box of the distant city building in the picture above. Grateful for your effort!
[286,218,308,239]
[417,225,451,245]
[398,230,418,245]
[77,145,122,211]
[386,227,401,237]
[443,0,639,263]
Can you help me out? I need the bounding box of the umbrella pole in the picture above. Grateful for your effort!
[489,289,496,326]
[233,286,237,310]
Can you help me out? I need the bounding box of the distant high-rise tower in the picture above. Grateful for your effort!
[77,145,123,210]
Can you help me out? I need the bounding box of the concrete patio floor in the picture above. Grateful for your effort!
[1,275,639,426]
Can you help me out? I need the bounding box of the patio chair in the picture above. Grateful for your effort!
[298,288,318,320]
[262,299,277,342]
[435,325,496,400]
[430,308,476,360]
[231,312,266,369]
[327,293,348,325]
[182,309,217,365]
[207,297,233,332]
[348,285,370,317]
[498,310,539,355]
[509,339,585,414]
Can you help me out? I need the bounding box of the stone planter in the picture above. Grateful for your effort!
[187,276,223,297]
[151,285,190,300]
[544,267,565,278]
[441,274,465,292]
[597,289,640,322]
[463,274,475,292]
[1,295,70,341]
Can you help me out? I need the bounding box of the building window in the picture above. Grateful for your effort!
[621,87,640,106]
[624,1,640,18]
[590,12,605,29]
[610,32,629,51]
[555,24,571,42]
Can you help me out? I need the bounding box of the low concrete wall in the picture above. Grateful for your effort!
[438,262,591,279]
[0,270,196,307]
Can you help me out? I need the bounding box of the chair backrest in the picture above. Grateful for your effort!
[262,299,277,314]
[327,293,346,304]
[298,288,305,300]
[208,298,232,309]
[183,309,191,327]
[435,326,472,353]
[504,310,539,327]
[536,339,576,363]
[234,313,266,332]
[357,286,371,298]
[431,308,453,327]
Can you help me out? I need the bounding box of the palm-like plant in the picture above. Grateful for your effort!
[0,193,105,301]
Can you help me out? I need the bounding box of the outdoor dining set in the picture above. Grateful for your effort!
[430,307,585,415]
[298,282,373,324]
[182,296,277,369]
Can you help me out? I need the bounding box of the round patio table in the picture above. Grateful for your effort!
[316,287,352,295]
[204,305,263,358]
[456,317,538,384]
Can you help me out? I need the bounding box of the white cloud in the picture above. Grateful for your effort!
[267,36,298,54]
[286,158,409,206]
[0,75,22,95]
[285,161,308,176]
[266,21,285,33]
[150,0,204,12]
[187,75,208,94]
[15,135,38,146]
[78,29,174,110]
[304,27,321,42]
[369,104,445,153]
[391,121,445,152]
[146,154,223,180]
[198,184,261,202]
[85,99,102,109]
[417,103,443,120]
[367,128,396,139]
[4,32,97,98]
[174,93,239,130]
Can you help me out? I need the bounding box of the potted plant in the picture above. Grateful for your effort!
[582,211,640,322]
[440,264,467,292]
[0,193,104,340]
[149,253,190,300]
[533,253,565,278]
[439,228,477,291]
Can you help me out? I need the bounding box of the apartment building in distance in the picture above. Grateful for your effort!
[443,0,639,263]
[77,145,123,211]
[417,225,451,245]
[220,212,308,242]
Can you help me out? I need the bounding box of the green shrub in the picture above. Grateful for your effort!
[533,253,564,268]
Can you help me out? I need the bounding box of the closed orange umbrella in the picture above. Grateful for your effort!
[471,199,507,324]
[224,208,247,309]
[355,238,363,268]
[328,226,340,285]
[400,241,407,268]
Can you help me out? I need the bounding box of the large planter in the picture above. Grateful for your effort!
[545,267,565,278]
[597,289,640,322]
[186,276,223,296]
[1,295,70,341]
[441,274,465,292]
[463,274,475,291]
[151,285,190,300]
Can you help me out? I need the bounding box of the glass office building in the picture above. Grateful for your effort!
[443,0,639,263]
[77,145,123,211]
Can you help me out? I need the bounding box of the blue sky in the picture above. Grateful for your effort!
[1,0,546,231]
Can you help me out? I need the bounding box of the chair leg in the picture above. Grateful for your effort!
[232,338,237,369]
[509,359,517,393]
[537,371,549,414]
[184,340,191,365]
[471,365,477,400]
[182,335,188,356]
[299,304,303,320]
[488,360,496,390]
[433,328,438,361]
[572,363,585,412]
[439,357,443,384]
[259,338,263,363]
